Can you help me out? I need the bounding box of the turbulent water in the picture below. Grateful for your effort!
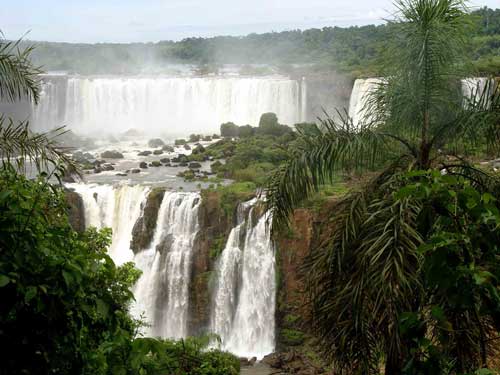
[33,76,306,135]
[69,183,150,265]
[211,200,276,358]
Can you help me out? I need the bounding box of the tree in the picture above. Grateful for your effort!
[220,122,239,137]
[237,124,255,138]
[257,113,292,136]
[266,0,500,373]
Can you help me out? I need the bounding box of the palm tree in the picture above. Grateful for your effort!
[0,36,73,175]
[266,0,500,373]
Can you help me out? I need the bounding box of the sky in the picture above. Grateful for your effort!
[2,0,498,43]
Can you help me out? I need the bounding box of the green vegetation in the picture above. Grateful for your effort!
[266,0,500,374]
[23,7,500,76]
[0,35,239,375]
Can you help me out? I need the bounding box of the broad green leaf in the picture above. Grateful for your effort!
[0,274,10,287]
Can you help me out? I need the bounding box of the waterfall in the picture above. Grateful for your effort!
[132,192,201,339]
[348,78,382,128]
[300,77,308,122]
[33,76,303,135]
[211,200,276,359]
[69,183,150,265]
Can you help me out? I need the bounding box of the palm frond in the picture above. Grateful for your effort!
[0,38,42,104]
[266,115,388,233]
[0,116,77,178]
[304,166,424,373]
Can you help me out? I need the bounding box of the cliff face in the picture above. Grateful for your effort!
[276,209,315,333]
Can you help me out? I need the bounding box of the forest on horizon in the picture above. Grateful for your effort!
[20,7,500,77]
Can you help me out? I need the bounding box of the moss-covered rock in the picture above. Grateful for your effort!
[130,188,166,253]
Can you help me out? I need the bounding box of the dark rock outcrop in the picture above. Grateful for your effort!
[101,150,124,159]
[130,188,166,253]
[139,161,148,169]
[65,190,85,232]
[148,138,165,148]
[153,149,163,155]
[188,191,234,335]
[162,145,175,152]
[138,150,152,156]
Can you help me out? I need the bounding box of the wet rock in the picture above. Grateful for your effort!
[179,161,188,167]
[138,150,152,156]
[160,158,170,163]
[150,160,162,167]
[131,168,141,174]
[148,138,165,148]
[116,172,128,177]
[153,149,163,155]
[65,190,85,232]
[162,145,175,152]
[189,162,202,169]
[131,188,166,253]
[93,167,102,173]
[192,144,205,154]
[139,161,148,169]
[101,150,124,159]
[164,163,172,167]
[101,163,115,171]
[172,154,188,163]
[184,144,191,150]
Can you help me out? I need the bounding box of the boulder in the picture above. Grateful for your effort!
[139,162,148,169]
[189,162,202,169]
[160,158,170,163]
[101,150,124,159]
[116,172,128,177]
[153,149,163,155]
[138,150,152,156]
[164,163,172,167]
[148,138,165,148]
[192,144,205,154]
[150,161,162,167]
[131,168,141,174]
[101,163,115,171]
[93,167,102,174]
[184,144,191,150]
[179,161,188,167]
[162,145,175,152]
[173,154,188,163]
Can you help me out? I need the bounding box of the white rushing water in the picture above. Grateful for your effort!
[33,76,305,135]
[211,200,276,359]
[69,183,150,265]
[132,192,201,339]
[348,78,382,128]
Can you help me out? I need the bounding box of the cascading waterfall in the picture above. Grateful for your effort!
[348,78,382,128]
[33,76,303,135]
[132,192,201,339]
[69,183,150,265]
[211,200,276,359]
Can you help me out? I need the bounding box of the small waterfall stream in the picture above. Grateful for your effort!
[132,192,201,339]
[211,200,276,358]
